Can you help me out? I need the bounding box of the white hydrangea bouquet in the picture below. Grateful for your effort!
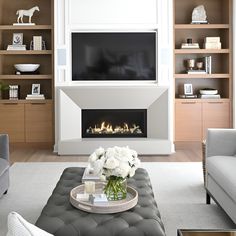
[89,146,140,200]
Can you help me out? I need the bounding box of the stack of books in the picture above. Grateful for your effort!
[7,45,26,50]
[179,94,198,99]
[26,94,45,100]
[204,37,221,49]
[9,85,19,99]
[187,70,206,74]
[191,20,208,24]
[181,43,200,49]
[33,36,42,50]
[204,56,212,74]
[199,94,221,99]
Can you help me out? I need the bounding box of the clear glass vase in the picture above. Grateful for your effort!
[104,176,127,201]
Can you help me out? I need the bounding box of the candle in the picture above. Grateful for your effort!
[84,181,95,194]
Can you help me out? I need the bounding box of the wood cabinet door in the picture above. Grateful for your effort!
[175,101,202,141]
[202,101,230,139]
[25,103,53,142]
[0,103,25,142]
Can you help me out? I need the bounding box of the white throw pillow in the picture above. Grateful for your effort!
[7,212,53,236]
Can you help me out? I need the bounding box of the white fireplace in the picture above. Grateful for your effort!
[57,85,172,154]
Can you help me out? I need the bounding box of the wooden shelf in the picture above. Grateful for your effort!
[0,25,52,30]
[0,75,52,80]
[175,98,230,102]
[0,50,52,55]
[175,49,230,54]
[0,99,52,104]
[175,24,230,29]
[174,74,230,79]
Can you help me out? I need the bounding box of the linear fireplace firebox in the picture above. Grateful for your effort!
[82,109,147,138]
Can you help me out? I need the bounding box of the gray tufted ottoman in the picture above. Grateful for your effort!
[36,167,166,236]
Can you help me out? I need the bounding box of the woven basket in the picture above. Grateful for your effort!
[202,140,206,185]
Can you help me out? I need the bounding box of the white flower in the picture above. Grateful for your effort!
[95,147,105,157]
[89,153,98,163]
[88,146,140,179]
[104,156,119,169]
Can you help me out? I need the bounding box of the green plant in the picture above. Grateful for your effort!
[0,82,9,91]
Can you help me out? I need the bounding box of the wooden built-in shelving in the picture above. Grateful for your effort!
[0,0,54,144]
[174,0,232,141]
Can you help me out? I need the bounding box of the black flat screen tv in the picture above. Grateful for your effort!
[72,32,156,81]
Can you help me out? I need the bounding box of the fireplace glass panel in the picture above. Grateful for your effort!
[82,109,147,138]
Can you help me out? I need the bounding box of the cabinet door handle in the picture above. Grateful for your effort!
[30,102,46,105]
[3,102,18,105]
[181,102,196,104]
[207,102,223,104]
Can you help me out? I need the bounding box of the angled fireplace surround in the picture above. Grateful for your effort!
[57,85,172,155]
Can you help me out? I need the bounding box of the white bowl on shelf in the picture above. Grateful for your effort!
[14,64,40,72]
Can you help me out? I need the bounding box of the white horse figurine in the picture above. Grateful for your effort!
[16,6,40,24]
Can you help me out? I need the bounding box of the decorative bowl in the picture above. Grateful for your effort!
[14,64,40,72]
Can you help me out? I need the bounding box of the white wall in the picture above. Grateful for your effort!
[54,0,174,153]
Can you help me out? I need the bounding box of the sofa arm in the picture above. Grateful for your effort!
[206,129,236,158]
[0,134,9,162]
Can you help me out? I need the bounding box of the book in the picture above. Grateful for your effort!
[26,94,45,100]
[179,94,198,99]
[204,42,221,49]
[33,36,42,50]
[181,43,200,49]
[82,167,101,183]
[7,45,26,50]
[191,20,208,24]
[205,37,220,43]
[204,56,212,74]
[187,70,206,74]
[199,94,221,99]
[9,85,19,99]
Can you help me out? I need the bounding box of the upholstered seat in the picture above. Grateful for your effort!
[0,134,10,197]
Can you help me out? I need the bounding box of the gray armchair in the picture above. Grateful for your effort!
[206,129,236,224]
[0,134,10,197]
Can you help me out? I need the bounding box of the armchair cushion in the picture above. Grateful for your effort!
[207,155,236,201]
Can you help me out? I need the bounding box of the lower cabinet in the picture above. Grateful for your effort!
[175,101,202,141]
[0,101,53,143]
[202,101,230,139]
[25,103,53,142]
[0,103,25,142]
[175,100,231,141]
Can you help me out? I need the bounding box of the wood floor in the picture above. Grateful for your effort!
[9,142,203,164]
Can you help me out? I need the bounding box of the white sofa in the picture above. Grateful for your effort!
[206,129,236,224]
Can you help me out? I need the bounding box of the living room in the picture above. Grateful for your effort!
[0,0,236,235]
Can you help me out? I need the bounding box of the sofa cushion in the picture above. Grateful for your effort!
[0,158,9,176]
[207,156,236,201]
[7,212,53,236]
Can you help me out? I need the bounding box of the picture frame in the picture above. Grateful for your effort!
[32,84,40,95]
[12,33,23,45]
[184,83,193,95]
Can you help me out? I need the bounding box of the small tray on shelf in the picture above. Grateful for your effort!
[70,182,138,214]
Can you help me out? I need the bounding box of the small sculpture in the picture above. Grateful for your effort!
[192,5,207,23]
[16,6,40,24]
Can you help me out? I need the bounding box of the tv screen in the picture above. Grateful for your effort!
[72,32,156,81]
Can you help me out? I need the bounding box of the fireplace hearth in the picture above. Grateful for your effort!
[82,109,147,138]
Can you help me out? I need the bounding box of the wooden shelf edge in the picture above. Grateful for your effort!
[174,24,230,29]
[0,99,53,104]
[0,25,52,30]
[174,74,230,79]
[175,98,230,102]
[175,49,230,54]
[0,75,52,80]
[0,50,52,55]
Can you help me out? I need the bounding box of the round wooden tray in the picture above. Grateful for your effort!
[70,182,138,214]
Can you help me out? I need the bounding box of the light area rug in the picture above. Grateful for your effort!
[0,162,234,236]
